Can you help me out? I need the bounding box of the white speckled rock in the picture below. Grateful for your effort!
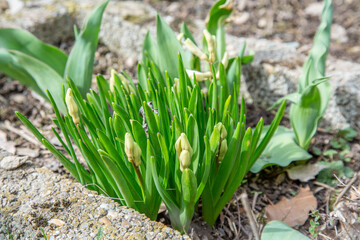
[0,149,189,239]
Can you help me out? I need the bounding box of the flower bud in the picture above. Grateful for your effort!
[177,32,184,42]
[179,150,191,172]
[218,139,228,162]
[184,39,208,61]
[222,52,229,69]
[203,29,215,63]
[110,69,117,93]
[215,122,227,140]
[175,133,193,171]
[125,133,142,166]
[186,70,212,82]
[65,88,80,125]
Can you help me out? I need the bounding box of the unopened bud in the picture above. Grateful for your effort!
[65,88,80,125]
[184,39,208,61]
[222,52,229,69]
[215,122,227,140]
[125,133,142,166]
[177,32,184,42]
[186,70,212,82]
[218,139,228,162]
[203,29,215,63]
[175,133,193,171]
[179,150,191,172]
[110,69,117,93]
[175,133,193,162]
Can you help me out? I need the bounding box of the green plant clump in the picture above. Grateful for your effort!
[17,54,285,233]
[13,0,288,234]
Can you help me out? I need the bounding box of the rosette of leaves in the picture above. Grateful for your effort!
[17,54,285,233]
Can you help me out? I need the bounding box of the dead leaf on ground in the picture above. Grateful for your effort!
[286,163,327,182]
[265,186,317,227]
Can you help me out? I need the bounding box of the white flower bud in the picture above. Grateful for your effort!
[186,70,212,82]
[222,52,229,69]
[218,139,228,162]
[175,133,193,172]
[177,32,184,42]
[110,69,117,93]
[179,150,191,172]
[215,123,227,140]
[203,29,215,63]
[125,133,142,166]
[65,88,80,125]
[184,39,208,61]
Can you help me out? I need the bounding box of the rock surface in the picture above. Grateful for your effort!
[0,149,188,239]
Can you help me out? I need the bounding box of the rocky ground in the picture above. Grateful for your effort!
[1,0,360,239]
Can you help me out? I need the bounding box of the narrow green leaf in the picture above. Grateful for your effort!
[0,28,68,75]
[64,0,108,96]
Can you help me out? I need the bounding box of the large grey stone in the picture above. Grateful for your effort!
[0,149,188,239]
[0,0,75,44]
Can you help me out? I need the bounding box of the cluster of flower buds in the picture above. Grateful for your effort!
[124,133,142,167]
[214,123,228,163]
[110,69,136,95]
[185,70,212,82]
[183,29,230,82]
[65,88,80,125]
[175,133,193,172]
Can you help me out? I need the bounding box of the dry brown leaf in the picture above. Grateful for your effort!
[286,163,327,182]
[265,186,317,227]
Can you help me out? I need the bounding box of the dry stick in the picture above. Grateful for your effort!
[240,192,260,240]
[0,122,41,146]
[252,191,259,211]
[334,173,358,207]
[313,181,337,192]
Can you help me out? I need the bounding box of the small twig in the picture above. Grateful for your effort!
[313,181,337,192]
[0,121,41,146]
[319,233,332,240]
[240,192,260,240]
[334,173,358,206]
[252,191,259,211]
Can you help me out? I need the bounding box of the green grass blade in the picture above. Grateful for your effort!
[64,0,108,96]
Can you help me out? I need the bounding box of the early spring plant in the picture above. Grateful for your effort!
[0,1,108,113]
[17,52,285,233]
[252,0,333,173]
